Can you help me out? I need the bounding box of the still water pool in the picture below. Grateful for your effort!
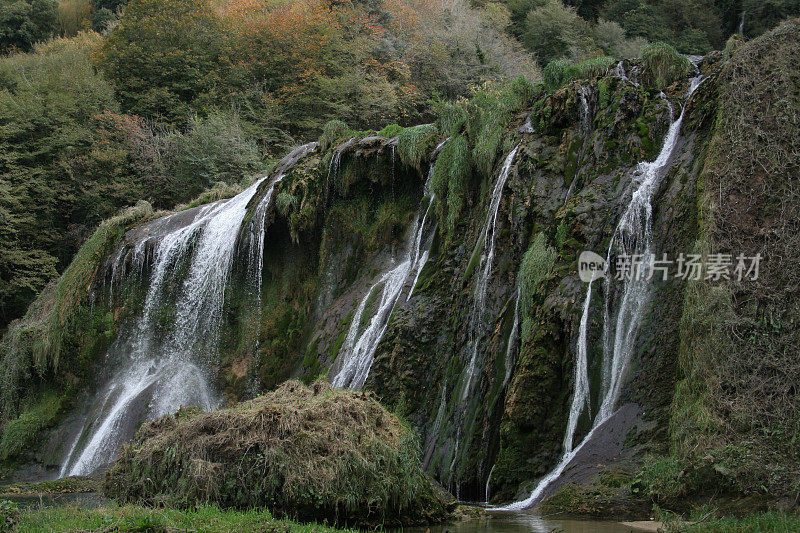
[400,511,652,533]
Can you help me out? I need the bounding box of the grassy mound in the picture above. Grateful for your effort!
[103,381,454,527]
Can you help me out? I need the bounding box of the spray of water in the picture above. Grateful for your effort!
[60,144,317,477]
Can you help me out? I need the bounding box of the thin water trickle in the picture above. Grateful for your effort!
[331,142,443,389]
[564,87,592,204]
[461,146,519,401]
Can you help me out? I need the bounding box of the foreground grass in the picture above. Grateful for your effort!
[12,503,355,533]
[666,511,800,532]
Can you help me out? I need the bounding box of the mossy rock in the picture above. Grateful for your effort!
[104,380,455,528]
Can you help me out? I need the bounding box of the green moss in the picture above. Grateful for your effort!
[518,233,557,340]
[275,191,299,217]
[0,392,62,460]
[0,476,96,496]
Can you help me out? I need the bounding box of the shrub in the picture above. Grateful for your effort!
[103,380,453,527]
[468,97,509,178]
[436,102,468,137]
[565,56,616,81]
[641,41,692,90]
[593,18,648,59]
[167,111,262,202]
[518,232,557,343]
[397,124,439,171]
[724,34,745,60]
[0,500,19,533]
[0,0,58,53]
[317,119,350,152]
[543,59,570,92]
[542,56,614,93]
[507,74,538,111]
[445,136,472,236]
[632,455,690,500]
[0,201,154,423]
[377,123,404,137]
[522,0,591,66]
[56,0,91,37]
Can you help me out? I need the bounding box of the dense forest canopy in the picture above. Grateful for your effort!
[0,0,795,333]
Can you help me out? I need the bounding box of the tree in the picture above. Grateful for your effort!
[522,0,590,65]
[97,0,229,125]
[0,0,58,53]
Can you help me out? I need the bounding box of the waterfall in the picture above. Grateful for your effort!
[326,138,355,200]
[330,143,443,389]
[496,75,704,510]
[564,87,592,203]
[246,142,318,304]
[461,146,519,401]
[59,144,316,477]
[485,464,495,504]
[738,10,746,36]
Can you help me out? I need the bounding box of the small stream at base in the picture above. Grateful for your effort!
[399,511,644,533]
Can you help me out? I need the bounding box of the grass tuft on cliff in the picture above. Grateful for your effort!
[641,42,692,90]
[103,380,454,528]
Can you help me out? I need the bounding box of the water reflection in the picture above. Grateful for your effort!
[399,511,639,533]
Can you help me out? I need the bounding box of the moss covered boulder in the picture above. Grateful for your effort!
[103,380,455,527]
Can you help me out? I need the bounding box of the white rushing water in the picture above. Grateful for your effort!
[331,142,443,389]
[60,144,316,477]
[496,75,704,510]
[461,146,519,401]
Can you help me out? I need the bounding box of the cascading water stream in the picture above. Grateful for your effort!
[496,74,704,510]
[564,86,592,203]
[59,144,316,477]
[331,143,443,389]
[461,146,519,401]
